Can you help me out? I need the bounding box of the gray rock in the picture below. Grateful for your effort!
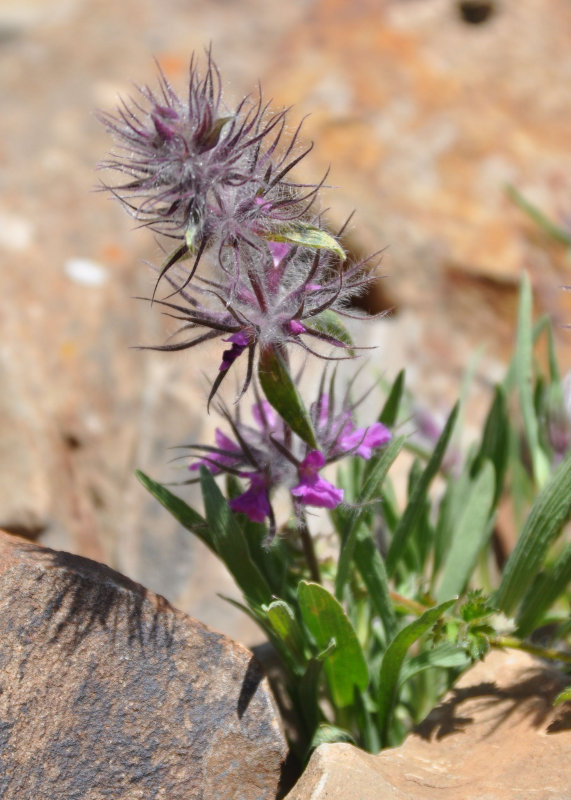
[0,531,289,800]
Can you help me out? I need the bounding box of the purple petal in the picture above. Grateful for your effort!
[291,450,344,509]
[219,331,250,371]
[338,421,391,460]
[229,474,271,522]
[287,319,306,335]
[267,240,291,267]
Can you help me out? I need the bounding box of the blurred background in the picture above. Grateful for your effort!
[1,0,570,645]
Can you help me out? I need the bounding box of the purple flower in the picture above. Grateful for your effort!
[312,392,391,462]
[291,451,344,509]
[229,473,271,523]
[148,241,371,404]
[220,331,251,372]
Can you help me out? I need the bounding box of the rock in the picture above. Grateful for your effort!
[284,649,571,800]
[0,531,289,800]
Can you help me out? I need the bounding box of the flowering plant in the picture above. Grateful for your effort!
[101,54,571,763]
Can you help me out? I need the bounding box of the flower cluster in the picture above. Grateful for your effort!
[150,238,375,403]
[101,52,390,538]
[189,381,390,535]
[98,51,320,264]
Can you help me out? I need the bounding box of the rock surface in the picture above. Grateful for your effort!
[0,530,289,800]
[285,648,571,800]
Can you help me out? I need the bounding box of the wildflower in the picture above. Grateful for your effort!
[99,51,321,274]
[147,241,374,404]
[291,450,344,508]
[312,391,391,461]
[188,375,391,529]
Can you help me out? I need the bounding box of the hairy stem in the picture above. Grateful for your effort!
[490,636,571,665]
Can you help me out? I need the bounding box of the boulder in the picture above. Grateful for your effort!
[0,531,288,799]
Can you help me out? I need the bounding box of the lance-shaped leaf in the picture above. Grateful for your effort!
[259,346,317,448]
[436,460,495,601]
[379,369,405,428]
[386,404,459,577]
[495,453,571,615]
[136,470,214,551]
[200,467,272,607]
[267,223,346,259]
[298,581,369,708]
[262,599,306,668]
[377,600,455,741]
[516,542,571,636]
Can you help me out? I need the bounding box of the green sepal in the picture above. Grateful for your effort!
[266,223,346,259]
[258,346,317,448]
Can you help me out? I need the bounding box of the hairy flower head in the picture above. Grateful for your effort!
[99,51,321,272]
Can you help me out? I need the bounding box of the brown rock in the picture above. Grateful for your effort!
[285,649,571,800]
[0,531,288,799]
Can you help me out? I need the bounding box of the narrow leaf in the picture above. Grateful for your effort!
[354,528,397,640]
[263,600,306,666]
[309,724,356,751]
[437,461,496,601]
[298,581,369,707]
[399,642,470,687]
[471,384,509,505]
[335,436,405,598]
[200,467,272,607]
[495,453,571,615]
[386,404,459,577]
[377,600,455,740]
[259,346,317,448]
[516,541,571,636]
[379,369,405,428]
[515,272,550,487]
[136,470,214,551]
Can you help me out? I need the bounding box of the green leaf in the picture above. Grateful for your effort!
[386,404,459,577]
[200,467,272,607]
[309,724,356,751]
[377,599,455,741]
[554,688,571,706]
[353,527,397,640]
[379,369,405,427]
[471,384,509,506]
[135,470,214,551]
[515,272,550,487]
[506,184,571,247]
[495,453,571,615]
[258,346,317,448]
[436,461,496,601]
[399,642,470,687]
[335,436,406,598]
[267,223,346,259]
[262,600,306,667]
[309,310,355,354]
[298,581,369,707]
[516,541,571,636]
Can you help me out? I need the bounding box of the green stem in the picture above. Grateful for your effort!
[299,513,321,584]
[490,636,571,665]
[389,591,429,616]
